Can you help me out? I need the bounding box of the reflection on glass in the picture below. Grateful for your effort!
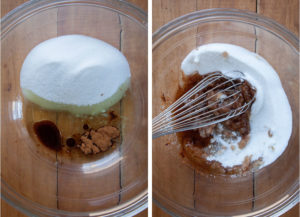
[11,98,23,120]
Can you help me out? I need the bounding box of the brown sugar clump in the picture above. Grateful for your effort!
[238,135,250,149]
[268,129,273,137]
[161,93,166,103]
[198,124,215,137]
[79,126,120,155]
[242,155,252,171]
[222,51,229,58]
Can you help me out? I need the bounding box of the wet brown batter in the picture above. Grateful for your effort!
[176,72,260,175]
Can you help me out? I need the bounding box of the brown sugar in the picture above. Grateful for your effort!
[238,135,250,149]
[268,129,273,137]
[242,155,252,171]
[161,93,166,103]
[79,126,120,155]
[222,51,229,58]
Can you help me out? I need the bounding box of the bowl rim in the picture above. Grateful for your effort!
[153,8,299,53]
[1,0,148,216]
[1,0,147,39]
[152,8,299,217]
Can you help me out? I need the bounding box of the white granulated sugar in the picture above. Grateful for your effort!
[20,34,130,107]
[181,43,292,169]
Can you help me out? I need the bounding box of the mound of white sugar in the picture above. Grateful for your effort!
[20,35,130,115]
[181,43,292,169]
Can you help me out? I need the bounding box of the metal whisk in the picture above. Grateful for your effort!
[152,71,255,139]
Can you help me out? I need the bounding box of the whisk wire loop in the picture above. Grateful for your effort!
[153,72,255,139]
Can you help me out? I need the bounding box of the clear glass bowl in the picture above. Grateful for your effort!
[153,9,299,216]
[1,0,147,216]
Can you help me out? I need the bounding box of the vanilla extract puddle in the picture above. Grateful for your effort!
[33,120,62,151]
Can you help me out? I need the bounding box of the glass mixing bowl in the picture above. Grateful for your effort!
[1,0,147,216]
[153,9,299,216]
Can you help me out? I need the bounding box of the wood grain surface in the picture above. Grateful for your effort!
[152,0,299,217]
[1,0,148,217]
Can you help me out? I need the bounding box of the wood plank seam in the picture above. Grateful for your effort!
[56,142,59,209]
[193,169,196,209]
[56,8,60,210]
[193,1,197,211]
[252,172,256,210]
[254,26,258,53]
[118,13,124,205]
[253,0,258,208]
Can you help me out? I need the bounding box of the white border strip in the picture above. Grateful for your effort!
[148,0,153,216]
